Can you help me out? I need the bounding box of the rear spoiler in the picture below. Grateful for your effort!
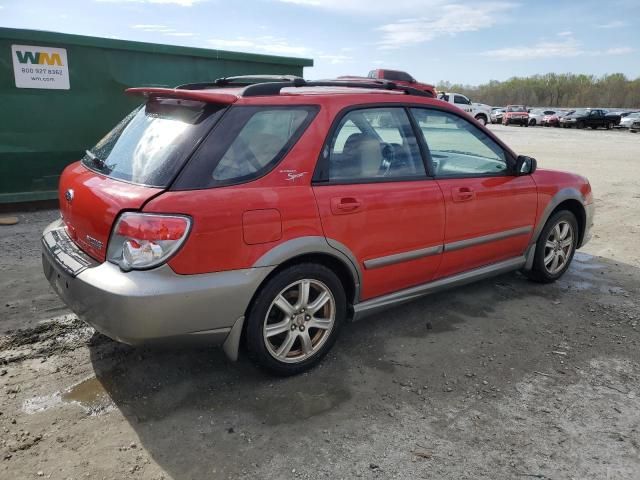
[125,87,238,105]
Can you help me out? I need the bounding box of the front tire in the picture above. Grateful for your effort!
[245,263,346,376]
[525,210,578,283]
[475,115,487,126]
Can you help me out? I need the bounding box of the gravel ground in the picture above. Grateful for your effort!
[1,125,639,480]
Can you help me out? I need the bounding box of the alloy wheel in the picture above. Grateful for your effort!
[263,279,336,364]
[543,220,574,275]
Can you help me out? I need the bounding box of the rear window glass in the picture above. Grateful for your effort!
[174,106,318,189]
[82,99,225,187]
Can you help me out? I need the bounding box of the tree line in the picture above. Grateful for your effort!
[437,73,640,108]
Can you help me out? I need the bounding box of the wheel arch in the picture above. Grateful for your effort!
[252,251,359,310]
[524,189,588,270]
[251,236,361,304]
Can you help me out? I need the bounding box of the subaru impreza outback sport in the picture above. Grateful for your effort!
[42,76,594,375]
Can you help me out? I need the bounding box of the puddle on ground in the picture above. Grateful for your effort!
[561,252,627,294]
[23,375,115,416]
[572,252,603,271]
[62,376,115,415]
[23,392,62,414]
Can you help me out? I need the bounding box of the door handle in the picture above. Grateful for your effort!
[331,197,363,215]
[452,187,475,202]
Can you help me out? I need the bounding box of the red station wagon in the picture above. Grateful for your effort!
[42,76,594,375]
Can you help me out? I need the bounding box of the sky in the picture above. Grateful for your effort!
[1,0,639,85]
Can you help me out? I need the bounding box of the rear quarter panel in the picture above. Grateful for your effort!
[143,104,329,275]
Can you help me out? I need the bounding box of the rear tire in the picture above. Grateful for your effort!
[245,263,346,376]
[525,210,578,283]
[475,115,487,126]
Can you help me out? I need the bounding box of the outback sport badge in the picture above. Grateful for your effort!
[85,235,103,251]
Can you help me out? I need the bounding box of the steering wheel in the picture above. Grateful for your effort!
[380,143,396,176]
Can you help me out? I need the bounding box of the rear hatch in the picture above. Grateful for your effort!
[59,94,229,261]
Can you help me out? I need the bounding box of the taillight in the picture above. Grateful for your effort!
[107,213,191,271]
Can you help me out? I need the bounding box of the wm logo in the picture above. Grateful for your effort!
[15,50,63,66]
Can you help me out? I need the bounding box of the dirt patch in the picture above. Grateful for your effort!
[0,316,100,365]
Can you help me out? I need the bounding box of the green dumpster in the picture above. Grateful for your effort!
[0,27,313,203]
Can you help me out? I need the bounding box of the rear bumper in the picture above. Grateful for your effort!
[42,219,273,346]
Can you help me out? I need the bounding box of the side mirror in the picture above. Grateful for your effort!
[516,155,537,175]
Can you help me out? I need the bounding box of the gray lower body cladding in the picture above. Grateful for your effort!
[42,220,273,347]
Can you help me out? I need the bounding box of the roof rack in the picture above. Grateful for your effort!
[241,78,434,98]
[176,75,305,90]
[176,76,434,98]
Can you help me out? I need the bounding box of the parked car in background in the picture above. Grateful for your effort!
[609,110,638,119]
[542,110,573,127]
[618,112,640,129]
[437,92,492,125]
[528,109,557,126]
[366,69,436,97]
[560,109,621,129]
[490,108,505,124]
[503,105,529,126]
[41,75,594,375]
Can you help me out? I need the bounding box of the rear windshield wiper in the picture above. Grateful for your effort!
[84,150,107,170]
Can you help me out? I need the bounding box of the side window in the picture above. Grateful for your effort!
[411,108,508,177]
[212,109,308,181]
[326,107,426,182]
[175,106,317,188]
[454,95,470,105]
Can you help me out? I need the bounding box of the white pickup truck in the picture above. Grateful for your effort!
[437,92,492,126]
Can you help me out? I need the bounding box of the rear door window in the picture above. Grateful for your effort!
[317,107,426,182]
[82,99,225,187]
[174,106,318,188]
